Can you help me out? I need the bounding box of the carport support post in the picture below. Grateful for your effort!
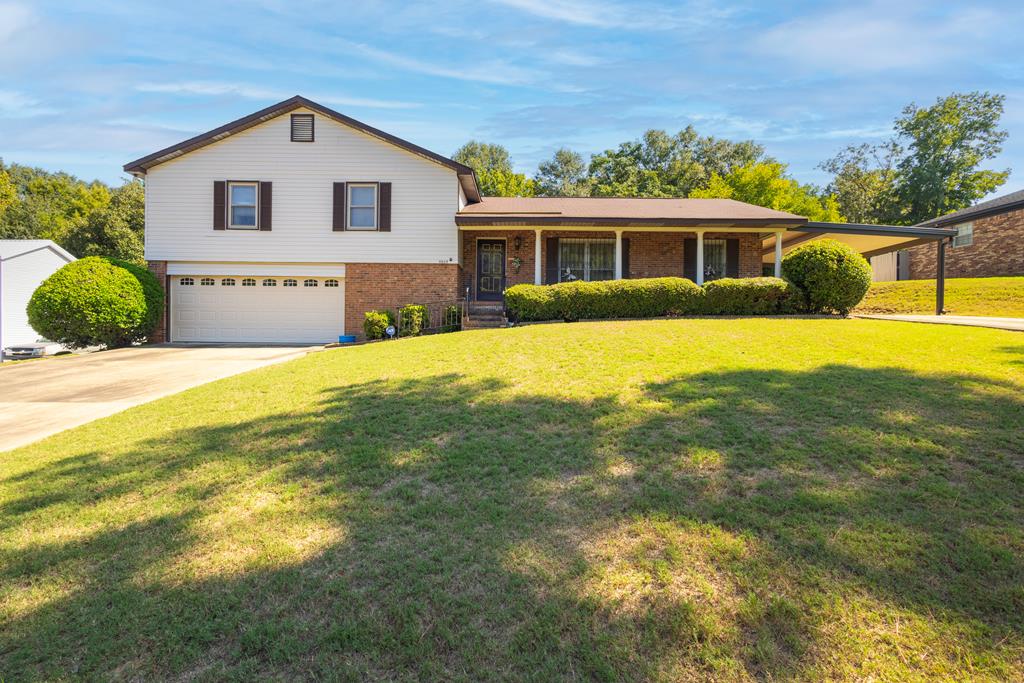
[774,231,783,277]
[936,238,946,316]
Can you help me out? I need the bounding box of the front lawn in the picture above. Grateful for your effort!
[855,276,1024,317]
[2,319,1022,681]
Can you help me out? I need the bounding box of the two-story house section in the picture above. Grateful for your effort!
[125,96,480,343]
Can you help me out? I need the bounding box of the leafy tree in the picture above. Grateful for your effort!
[477,168,536,197]
[535,148,591,196]
[65,179,145,263]
[0,161,110,244]
[588,127,767,197]
[690,162,842,222]
[892,92,1009,224]
[0,167,15,218]
[452,141,512,174]
[821,92,1009,225]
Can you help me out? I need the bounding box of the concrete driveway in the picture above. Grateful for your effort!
[0,344,317,452]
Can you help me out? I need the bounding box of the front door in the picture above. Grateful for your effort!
[476,240,506,301]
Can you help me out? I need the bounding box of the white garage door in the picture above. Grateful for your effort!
[171,276,344,343]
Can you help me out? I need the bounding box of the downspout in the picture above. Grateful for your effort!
[935,237,948,316]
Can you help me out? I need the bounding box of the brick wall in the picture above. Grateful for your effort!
[146,260,168,343]
[460,229,764,291]
[344,263,461,338]
[906,208,1024,279]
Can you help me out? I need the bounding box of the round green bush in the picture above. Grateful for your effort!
[398,303,430,336]
[27,257,165,349]
[363,309,396,340]
[781,239,872,315]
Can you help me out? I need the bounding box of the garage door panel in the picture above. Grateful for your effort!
[171,275,344,343]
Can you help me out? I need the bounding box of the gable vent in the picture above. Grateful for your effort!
[290,114,314,142]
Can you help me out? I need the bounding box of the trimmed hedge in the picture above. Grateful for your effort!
[363,309,396,340]
[505,276,806,322]
[27,256,165,349]
[505,277,703,322]
[782,239,872,315]
[702,277,802,315]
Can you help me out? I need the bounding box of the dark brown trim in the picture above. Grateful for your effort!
[259,181,272,231]
[456,215,805,228]
[795,221,957,239]
[213,180,226,230]
[378,182,392,232]
[920,197,1024,228]
[123,95,481,202]
[290,113,314,142]
[332,182,347,232]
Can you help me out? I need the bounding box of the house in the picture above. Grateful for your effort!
[0,240,76,353]
[125,96,955,343]
[899,189,1024,280]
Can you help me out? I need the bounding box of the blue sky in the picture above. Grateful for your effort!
[2,0,1023,196]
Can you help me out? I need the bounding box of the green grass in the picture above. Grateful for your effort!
[855,276,1024,317]
[2,319,1023,681]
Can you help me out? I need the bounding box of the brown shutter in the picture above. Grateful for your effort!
[378,182,391,232]
[213,181,226,230]
[683,238,696,280]
[545,237,559,284]
[726,238,739,277]
[333,182,346,231]
[259,182,272,231]
[621,237,630,279]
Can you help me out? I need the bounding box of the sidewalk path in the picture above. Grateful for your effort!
[855,314,1024,332]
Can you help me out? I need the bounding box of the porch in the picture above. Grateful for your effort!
[460,228,779,301]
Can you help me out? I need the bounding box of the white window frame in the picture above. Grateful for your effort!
[347,183,378,231]
[228,181,259,230]
[953,222,973,248]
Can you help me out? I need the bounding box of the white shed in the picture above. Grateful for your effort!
[0,240,76,352]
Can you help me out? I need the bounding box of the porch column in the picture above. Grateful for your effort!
[774,231,783,277]
[614,230,623,280]
[534,229,542,285]
[695,231,705,286]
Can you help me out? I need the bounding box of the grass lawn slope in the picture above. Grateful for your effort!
[856,276,1024,317]
[2,319,1023,681]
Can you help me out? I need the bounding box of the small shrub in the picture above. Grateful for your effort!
[441,304,462,332]
[27,256,164,349]
[398,304,430,336]
[700,277,804,315]
[363,309,396,340]
[782,239,872,315]
[505,277,703,322]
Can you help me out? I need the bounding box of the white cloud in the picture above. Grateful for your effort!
[0,90,59,117]
[338,41,539,86]
[135,82,420,109]
[752,4,1009,73]
[489,0,734,31]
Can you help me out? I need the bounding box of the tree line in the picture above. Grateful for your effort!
[0,161,144,262]
[0,91,1009,263]
[454,91,1010,226]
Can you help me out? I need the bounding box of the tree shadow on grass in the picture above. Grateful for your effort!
[1,366,1022,680]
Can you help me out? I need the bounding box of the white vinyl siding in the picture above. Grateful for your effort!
[144,107,460,264]
[0,242,75,348]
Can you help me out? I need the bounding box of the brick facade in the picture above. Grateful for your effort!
[344,263,461,338]
[906,207,1024,280]
[460,230,763,296]
[146,260,168,343]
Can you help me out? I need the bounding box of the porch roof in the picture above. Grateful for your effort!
[456,197,807,228]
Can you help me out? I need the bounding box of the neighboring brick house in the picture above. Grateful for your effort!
[904,189,1024,280]
[124,96,952,342]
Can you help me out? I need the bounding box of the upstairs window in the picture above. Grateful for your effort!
[953,222,973,247]
[228,182,258,229]
[291,114,314,142]
[348,184,377,230]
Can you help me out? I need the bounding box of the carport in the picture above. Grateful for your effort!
[762,222,959,315]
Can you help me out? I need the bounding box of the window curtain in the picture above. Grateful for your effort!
[559,239,615,282]
[704,239,727,281]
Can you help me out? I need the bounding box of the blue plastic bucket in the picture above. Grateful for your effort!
[337,335,357,344]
